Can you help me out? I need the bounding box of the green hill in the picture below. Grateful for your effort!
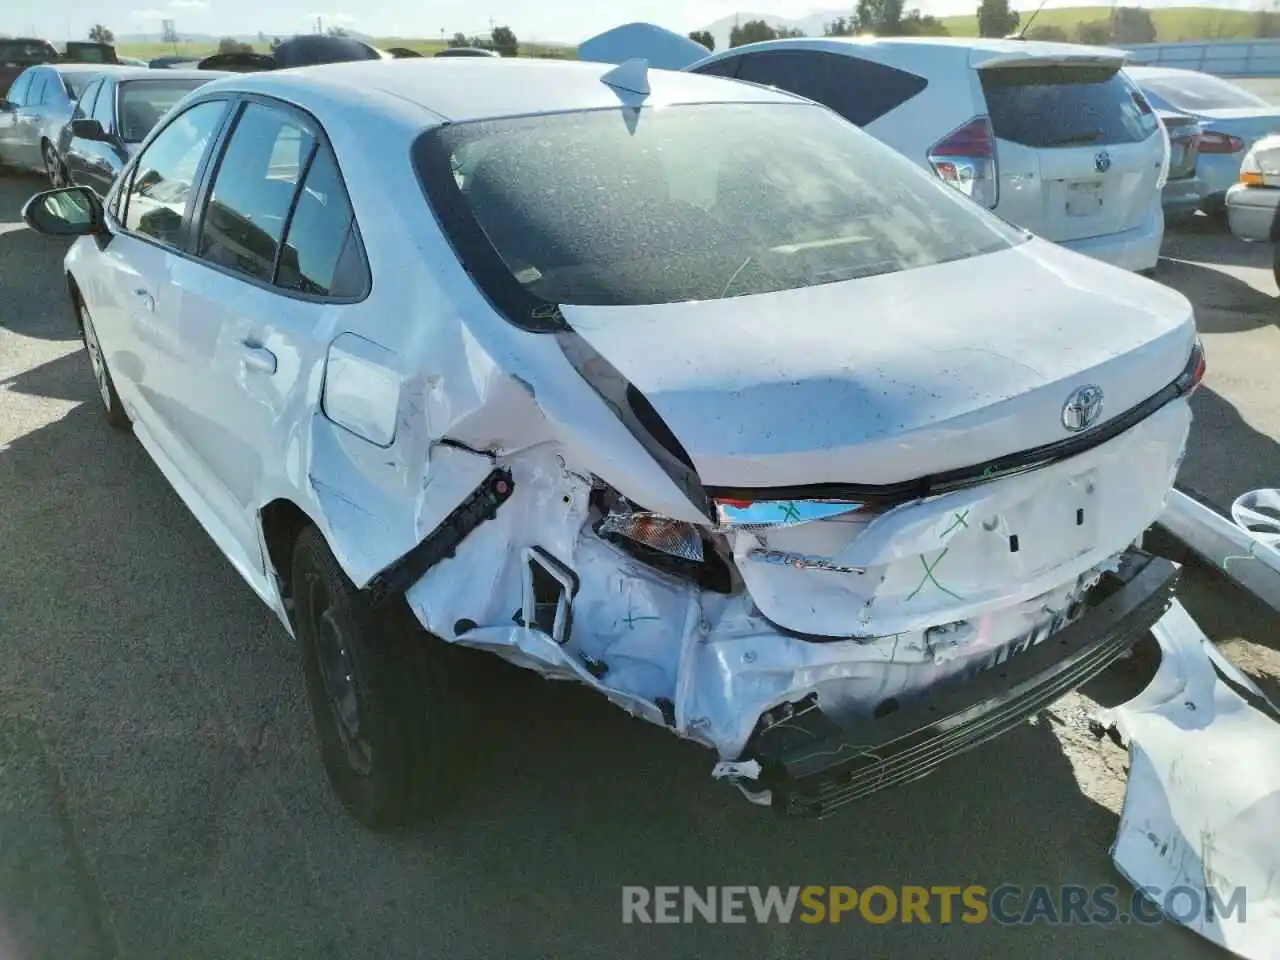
[940,5,1264,41]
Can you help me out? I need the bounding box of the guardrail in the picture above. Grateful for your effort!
[1121,38,1280,77]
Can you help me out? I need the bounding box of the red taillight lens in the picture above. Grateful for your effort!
[928,116,999,209]
[1195,131,1244,154]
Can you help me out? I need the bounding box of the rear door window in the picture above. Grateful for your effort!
[6,70,34,106]
[195,101,318,283]
[733,50,929,127]
[26,72,48,106]
[981,66,1159,148]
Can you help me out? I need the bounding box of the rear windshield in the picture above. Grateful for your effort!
[119,79,209,141]
[1135,71,1269,112]
[982,65,1159,148]
[415,102,1023,311]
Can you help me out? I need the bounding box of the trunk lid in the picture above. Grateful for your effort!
[980,61,1164,242]
[559,238,1196,489]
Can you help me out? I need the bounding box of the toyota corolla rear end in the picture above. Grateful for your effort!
[404,80,1202,815]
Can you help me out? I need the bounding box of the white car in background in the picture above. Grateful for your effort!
[1127,65,1280,215]
[580,31,1168,274]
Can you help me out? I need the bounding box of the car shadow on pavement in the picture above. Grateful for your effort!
[1162,215,1273,273]
[0,227,78,342]
[0,172,79,343]
[1157,257,1277,333]
[0,352,1223,959]
[1182,385,1280,513]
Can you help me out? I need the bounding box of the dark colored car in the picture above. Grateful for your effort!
[55,69,226,194]
[0,38,59,99]
[149,56,201,69]
[0,64,115,179]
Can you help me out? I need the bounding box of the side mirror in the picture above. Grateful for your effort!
[22,186,107,236]
[70,117,109,141]
[0,99,13,112]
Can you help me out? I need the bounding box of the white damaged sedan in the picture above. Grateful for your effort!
[25,59,1208,828]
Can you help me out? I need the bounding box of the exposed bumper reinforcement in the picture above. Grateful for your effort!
[749,548,1179,818]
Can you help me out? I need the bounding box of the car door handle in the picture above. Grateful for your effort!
[133,288,154,312]
[241,342,277,375]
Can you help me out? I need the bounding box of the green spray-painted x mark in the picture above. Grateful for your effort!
[905,547,964,602]
[623,596,661,630]
[779,501,802,523]
[940,509,970,540]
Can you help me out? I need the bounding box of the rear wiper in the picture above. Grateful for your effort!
[1043,129,1104,146]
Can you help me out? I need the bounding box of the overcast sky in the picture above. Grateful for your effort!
[3,0,1262,45]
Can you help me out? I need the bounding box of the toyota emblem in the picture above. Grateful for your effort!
[1094,150,1112,173]
[1062,385,1105,433]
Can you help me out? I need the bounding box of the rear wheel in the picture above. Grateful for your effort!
[1273,247,1280,295]
[291,525,468,829]
[79,301,129,429]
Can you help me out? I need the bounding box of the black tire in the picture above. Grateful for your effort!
[291,525,468,829]
[1273,248,1280,295]
[77,300,130,430]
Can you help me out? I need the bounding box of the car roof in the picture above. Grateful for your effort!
[47,63,133,76]
[105,68,225,82]
[696,34,1123,68]
[194,57,805,123]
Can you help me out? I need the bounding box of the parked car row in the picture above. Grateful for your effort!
[0,34,509,191]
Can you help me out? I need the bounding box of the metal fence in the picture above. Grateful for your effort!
[1120,39,1280,78]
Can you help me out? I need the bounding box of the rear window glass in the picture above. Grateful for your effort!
[416,103,1022,311]
[982,66,1159,148]
[119,79,209,141]
[1134,71,1269,112]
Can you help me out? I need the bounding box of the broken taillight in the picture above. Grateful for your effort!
[927,116,999,209]
[597,506,704,561]
[713,499,868,529]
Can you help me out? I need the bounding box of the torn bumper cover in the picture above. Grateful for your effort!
[747,549,1178,818]
[1105,600,1280,960]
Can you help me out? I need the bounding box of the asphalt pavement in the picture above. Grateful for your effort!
[1,167,1276,960]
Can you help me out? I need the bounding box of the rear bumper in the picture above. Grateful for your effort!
[1226,183,1280,242]
[1162,175,1210,220]
[1058,205,1163,273]
[748,548,1178,818]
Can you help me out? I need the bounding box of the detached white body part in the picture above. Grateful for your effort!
[1106,601,1280,960]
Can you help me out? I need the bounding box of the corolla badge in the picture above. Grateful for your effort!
[1094,150,1112,173]
[1062,385,1105,433]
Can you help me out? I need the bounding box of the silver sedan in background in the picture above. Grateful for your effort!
[1128,65,1280,215]
[0,63,123,180]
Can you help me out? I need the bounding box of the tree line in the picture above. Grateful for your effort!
[686,0,1280,50]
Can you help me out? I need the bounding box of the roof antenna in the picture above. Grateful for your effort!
[1008,0,1051,40]
[601,57,651,97]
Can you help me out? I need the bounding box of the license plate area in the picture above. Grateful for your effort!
[1066,180,1105,217]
